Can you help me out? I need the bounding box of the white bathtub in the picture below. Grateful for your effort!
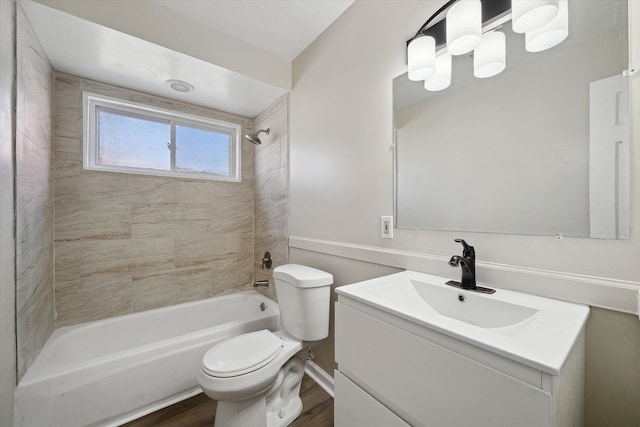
[15,290,280,427]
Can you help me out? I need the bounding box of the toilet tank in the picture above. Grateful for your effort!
[273,264,333,341]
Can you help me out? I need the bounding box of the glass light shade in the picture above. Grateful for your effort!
[446,0,482,55]
[424,53,452,91]
[408,36,436,81]
[474,31,506,78]
[525,0,568,52]
[512,0,559,33]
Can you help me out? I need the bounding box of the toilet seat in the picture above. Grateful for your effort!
[202,330,283,378]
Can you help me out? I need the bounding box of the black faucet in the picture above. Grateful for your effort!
[447,239,496,294]
[448,239,476,290]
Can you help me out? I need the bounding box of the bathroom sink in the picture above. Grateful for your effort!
[405,278,537,329]
[336,270,589,374]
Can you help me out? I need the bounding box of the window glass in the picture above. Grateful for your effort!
[97,107,171,170]
[84,92,241,182]
[175,125,231,175]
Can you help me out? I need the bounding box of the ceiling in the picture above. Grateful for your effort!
[153,0,353,61]
[21,0,354,118]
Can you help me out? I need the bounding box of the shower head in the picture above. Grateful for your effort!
[244,128,270,145]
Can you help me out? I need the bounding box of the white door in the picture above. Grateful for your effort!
[589,74,630,239]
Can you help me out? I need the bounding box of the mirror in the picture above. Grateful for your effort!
[394,0,630,239]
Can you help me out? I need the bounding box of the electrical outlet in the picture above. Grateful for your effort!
[381,216,393,239]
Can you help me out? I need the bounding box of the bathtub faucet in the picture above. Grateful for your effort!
[253,280,270,287]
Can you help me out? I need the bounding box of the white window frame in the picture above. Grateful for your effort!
[83,92,242,182]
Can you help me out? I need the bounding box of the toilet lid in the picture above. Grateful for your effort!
[202,330,283,378]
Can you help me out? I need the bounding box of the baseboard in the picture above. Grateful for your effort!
[304,360,334,398]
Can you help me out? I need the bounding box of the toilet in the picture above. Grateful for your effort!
[197,264,333,427]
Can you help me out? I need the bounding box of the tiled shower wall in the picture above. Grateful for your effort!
[53,73,256,326]
[16,5,55,381]
[253,95,289,300]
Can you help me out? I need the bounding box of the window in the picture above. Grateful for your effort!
[83,92,241,181]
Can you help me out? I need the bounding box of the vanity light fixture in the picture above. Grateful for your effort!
[407,0,568,91]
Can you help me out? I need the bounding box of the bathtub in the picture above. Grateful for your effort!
[15,290,280,427]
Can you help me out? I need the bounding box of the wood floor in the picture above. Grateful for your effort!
[123,374,333,427]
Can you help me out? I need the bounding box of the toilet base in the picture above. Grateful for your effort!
[214,397,268,427]
[213,393,303,427]
[212,351,307,427]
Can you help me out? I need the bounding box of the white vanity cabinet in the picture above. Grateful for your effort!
[334,271,588,427]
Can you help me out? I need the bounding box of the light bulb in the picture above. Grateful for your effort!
[425,52,452,91]
[408,36,436,81]
[446,0,482,56]
[474,31,506,78]
[512,0,559,33]
[525,0,568,52]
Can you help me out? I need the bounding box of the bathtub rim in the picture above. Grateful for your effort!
[18,290,279,386]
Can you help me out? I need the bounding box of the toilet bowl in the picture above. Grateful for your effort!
[197,264,333,427]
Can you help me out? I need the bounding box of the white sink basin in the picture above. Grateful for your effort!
[336,270,589,374]
[407,278,538,329]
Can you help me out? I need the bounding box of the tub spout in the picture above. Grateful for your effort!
[253,280,270,287]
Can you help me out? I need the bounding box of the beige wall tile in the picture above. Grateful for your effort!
[55,197,132,241]
[55,273,132,326]
[15,5,54,381]
[253,95,289,297]
[53,107,82,140]
[175,267,214,302]
[131,273,177,313]
[54,74,81,111]
[79,239,135,276]
[210,256,253,296]
[255,167,287,199]
[54,74,259,326]
[128,237,176,279]
[16,242,53,317]
[16,288,55,380]
[54,240,82,284]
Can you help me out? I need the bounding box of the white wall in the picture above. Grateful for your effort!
[290,0,639,286]
[0,0,16,424]
[290,1,640,423]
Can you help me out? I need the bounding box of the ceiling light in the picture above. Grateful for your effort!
[166,79,195,93]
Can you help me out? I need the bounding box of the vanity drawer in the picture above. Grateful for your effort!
[334,370,410,427]
[335,302,551,427]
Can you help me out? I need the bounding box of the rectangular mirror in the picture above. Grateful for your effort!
[394,0,630,239]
